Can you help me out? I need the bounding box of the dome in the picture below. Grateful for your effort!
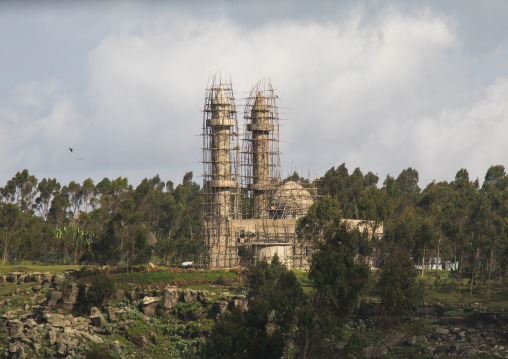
[271,181,314,219]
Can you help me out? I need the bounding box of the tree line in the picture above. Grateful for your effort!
[2,162,508,298]
[0,170,202,268]
[314,163,508,298]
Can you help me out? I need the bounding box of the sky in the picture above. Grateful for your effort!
[1,0,508,190]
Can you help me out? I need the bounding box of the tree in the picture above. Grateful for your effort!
[200,301,284,359]
[34,178,61,219]
[297,196,341,243]
[377,249,424,325]
[1,169,38,211]
[308,220,370,338]
[0,203,21,265]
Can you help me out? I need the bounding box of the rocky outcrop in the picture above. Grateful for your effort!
[89,307,106,327]
[163,288,180,309]
[141,297,160,317]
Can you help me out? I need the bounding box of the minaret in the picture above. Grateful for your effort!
[208,85,237,218]
[242,80,281,219]
[249,92,274,217]
[202,79,240,268]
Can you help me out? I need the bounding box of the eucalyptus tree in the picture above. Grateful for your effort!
[1,169,38,212]
[0,203,20,265]
[34,178,61,219]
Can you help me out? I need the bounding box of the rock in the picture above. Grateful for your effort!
[8,319,24,338]
[182,289,198,303]
[163,289,181,309]
[364,345,388,357]
[115,288,125,301]
[41,273,52,284]
[406,335,417,345]
[32,285,41,292]
[139,335,148,349]
[46,313,67,328]
[74,317,89,331]
[31,272,42,284]
[17,274,27,284]
[435,327,450,336]
[60,283,79,313]
[232,297,248,312]
[46,291,63,311]
[214,301,229,316]
[0,273,6,283]
[107,306,117,322]
[8,341,20,353]
[127,289,139,302]
[48,330,57,345]
[142,296,160,317]
[110,340,122,353]
[382,332,405,348]
[57,342,67,356]
[90,307,106,327]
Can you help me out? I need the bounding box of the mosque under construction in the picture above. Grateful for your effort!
[201,77,382,269]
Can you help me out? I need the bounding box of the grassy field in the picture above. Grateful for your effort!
[0,265,81,275]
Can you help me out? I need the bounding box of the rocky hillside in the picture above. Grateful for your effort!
[1,271,508,358]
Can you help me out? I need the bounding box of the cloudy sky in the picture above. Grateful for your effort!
[1,0,507,190]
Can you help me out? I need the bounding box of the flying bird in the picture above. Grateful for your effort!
[69,148,73,152]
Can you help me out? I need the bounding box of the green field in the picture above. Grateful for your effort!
[0,265,81,275]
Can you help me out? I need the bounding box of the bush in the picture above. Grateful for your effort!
[85,344,118,359]
[87,275,116,309]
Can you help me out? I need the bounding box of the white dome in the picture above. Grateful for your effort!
[271,181,314,219]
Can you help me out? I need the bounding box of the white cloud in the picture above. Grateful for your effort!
[2,4,508,189]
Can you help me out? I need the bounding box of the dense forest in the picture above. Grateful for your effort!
[2,163,508,297]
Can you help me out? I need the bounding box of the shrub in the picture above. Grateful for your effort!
[87,275,116,309]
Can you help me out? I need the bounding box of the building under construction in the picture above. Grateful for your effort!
[202,77,382,269]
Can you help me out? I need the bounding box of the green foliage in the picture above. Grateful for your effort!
[200,303,284,359]
[87,274,116,309]
[309,220,370,325]
[85,344,119,359]
[377,249,424,322]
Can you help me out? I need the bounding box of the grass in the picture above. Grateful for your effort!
[112,269,244,287]
[0,265,81,275]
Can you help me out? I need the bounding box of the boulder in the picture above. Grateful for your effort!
[46,291,63,311]
[163,289,180,309]
[31,272,42,284]
[47,330,57,345]
[46,313,68,328]
[90,307,106,327]
[60,283,79,313]
[142,296,160,317]
[41,273,53,285]
[115,288,125,301]
[17,274,27,284]
[107,306,117,322]
[8,319,24,338]
[435,327,450,336]
[214,301,229,316]
[127,289,139,302]
[0,273,6,283]
[198,290,210,302]
[382,332,405,349]
[182,289,198,303]
[57,342,68,356]
[232,297,248,312]
[110,340,122,353]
